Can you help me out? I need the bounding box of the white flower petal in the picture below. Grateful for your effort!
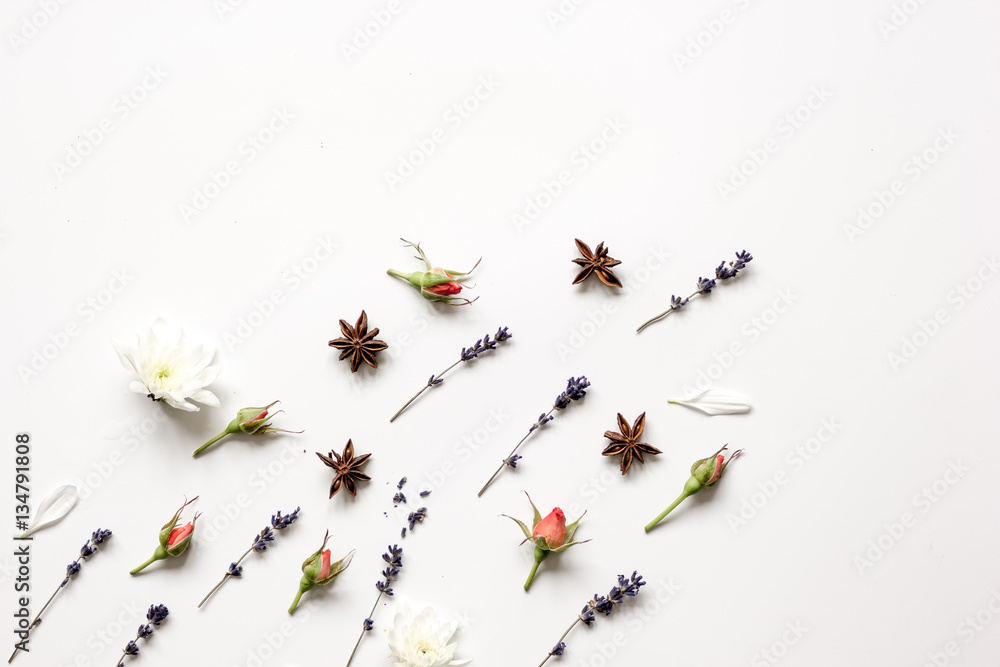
[20,485,77,537]
[668,388,751,416]
[128,380,149,395]
[387,599,470,666]
[111,339,139,374]
[188,388,220,407]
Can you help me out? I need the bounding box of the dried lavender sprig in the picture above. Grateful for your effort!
[346,545,403,667]
[389,327,512,422]
[115,605,168,667]
[8,529,112,663]
[537,572,645,666]
[477,377,590,497]
[637,250,753,333]
[197,508,300,608]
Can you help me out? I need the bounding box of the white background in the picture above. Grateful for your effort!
[3,1,1000,666]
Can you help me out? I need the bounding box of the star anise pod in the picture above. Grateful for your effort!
[602,412,661,475]
[317,439,372,497]
[328,310,388,373]
[572,238,623,288]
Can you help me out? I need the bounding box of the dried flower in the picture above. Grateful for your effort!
[538,572,645,665]
[386,599,471,666]
[478,376,590,497]
[502,492,590,591]
[345,545,404,666]
[193,400,302,457]
[288,531,354,614]
[8,529,112,663]
[389,327,512,422]
[602,412,661,475]
[115,604,168,666]
[668,388,752,416]
[197,508,301,608]
[644,445,743,532]
[130,497,201,574]
[387,238,480,306]
[571,239,623,288]
[328,310,389,373]
[317,440,372,498]
[112,318,220,411]
[637,250,753,332]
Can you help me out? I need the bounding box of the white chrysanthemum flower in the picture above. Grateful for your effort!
[387,599,471,667]
[112,318,220,412]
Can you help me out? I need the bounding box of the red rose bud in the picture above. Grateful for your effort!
[193,400,302,457]
[289,531,354,614]
[423,268,463,295]
[130,497,201,574]
[387,238,480,306]
[644,445,743,532]
[502,493,590,592]
[532,508,566,549]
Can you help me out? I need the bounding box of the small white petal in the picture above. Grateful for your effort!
[20,485,78,537]
[188,388,220,407]
[668,388,751,416]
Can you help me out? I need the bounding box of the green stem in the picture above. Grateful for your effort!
[193,426,234,457]
[524,560,541,591]
[288,587,305,614]
[129,551,164,575]
[644,478,703,532]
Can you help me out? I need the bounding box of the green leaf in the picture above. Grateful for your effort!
[318,549,355,585]
[565,510,587,543]
[501,514,532,541]
[524,491,542,529]
[549,538,592,554]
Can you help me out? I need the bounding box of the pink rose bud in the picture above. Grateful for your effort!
[503,493,590,592]
[645,445,743,532]
[130,497,200,574]
[387,238,480,306]
[532,508,566,549]
[193,400,301,457]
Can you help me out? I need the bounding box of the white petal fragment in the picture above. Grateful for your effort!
[20,484,78,537]
[668,388,752,416]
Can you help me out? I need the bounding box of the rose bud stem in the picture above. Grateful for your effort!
[193,428,234,457]
[129,546,168,574]
[643,477,702,532]
[524,547,550,591]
